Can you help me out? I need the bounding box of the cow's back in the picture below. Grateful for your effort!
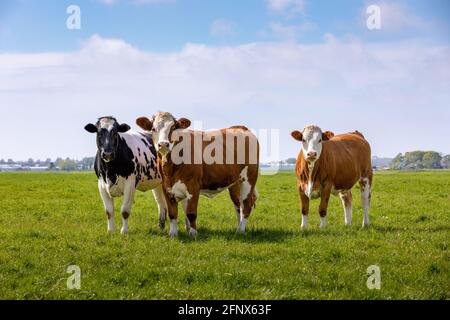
[324,132,372,190]
[169,127,259,191]
[204,127,258,189]
[119,130,161,190]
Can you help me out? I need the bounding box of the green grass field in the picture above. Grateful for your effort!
[0,171,448,300]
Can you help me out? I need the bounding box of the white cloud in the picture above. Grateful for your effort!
[267,0,306,17]
[210,19,236,37]
[0,35,449,161]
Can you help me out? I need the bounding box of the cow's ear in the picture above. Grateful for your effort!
[291,130,303,142]
[322,131,334,141]
[176,118,191,129]
[136,117,153,131]
[118,123,131,133]
[84,123,98,133]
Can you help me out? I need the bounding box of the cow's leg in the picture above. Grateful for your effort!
[359,177,371,227]
[162,189,179,238]
[98,180,115,233]
[237,184,255,234]
[152,185,167,230]
[184,192,200,238]
[237,166,258,233]
[228,184,241,226]
[120,179,136,235]
[181,198,190,232]
[300,189,310,230]
[339,190,353,226]
[168,204,179,238]
[319,185,332,228]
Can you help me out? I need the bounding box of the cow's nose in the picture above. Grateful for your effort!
[102,151,114,161]
[307,151,317,158]
[158,142,170,149]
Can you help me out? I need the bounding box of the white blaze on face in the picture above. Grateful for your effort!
[99,118,116,131]
[152,112,176,155]
[301,125,324,162]
[302,125,322,164]
[98,117,118,162]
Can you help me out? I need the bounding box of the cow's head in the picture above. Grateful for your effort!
[291,125,334,163]
[136,112,191,157]
[84,117,131,162]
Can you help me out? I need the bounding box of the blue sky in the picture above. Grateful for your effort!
[0,0,449,160]
[1,0,449,52]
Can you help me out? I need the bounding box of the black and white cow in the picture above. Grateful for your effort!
[84,116,167,234]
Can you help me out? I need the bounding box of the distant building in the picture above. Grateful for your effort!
[0,164,21,172]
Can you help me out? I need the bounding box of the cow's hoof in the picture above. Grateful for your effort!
[236,218,248,234]
[189,228,198,238]
[362,222,370,228]
[120,228,128,235]
[169,230,178,238]
[185,218,191,232]
[158,219,166,230]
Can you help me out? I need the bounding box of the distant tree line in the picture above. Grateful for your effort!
[0,157,95,172]
[53,157,95,171]
[284,151,450,171]
[391,151,450,170]
[2,151,450,172]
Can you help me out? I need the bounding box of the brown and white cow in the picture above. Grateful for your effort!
[291,125,373,229]
[136,112,259,237]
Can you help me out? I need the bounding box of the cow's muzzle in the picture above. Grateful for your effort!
[158,141,171,155]
[101,151,115,162]
[306,151,317,161]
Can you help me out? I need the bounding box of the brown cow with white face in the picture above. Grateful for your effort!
[291,125,373,229]
[136,112,259,238]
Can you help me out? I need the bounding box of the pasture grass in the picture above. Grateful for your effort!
[0,170,448,300]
